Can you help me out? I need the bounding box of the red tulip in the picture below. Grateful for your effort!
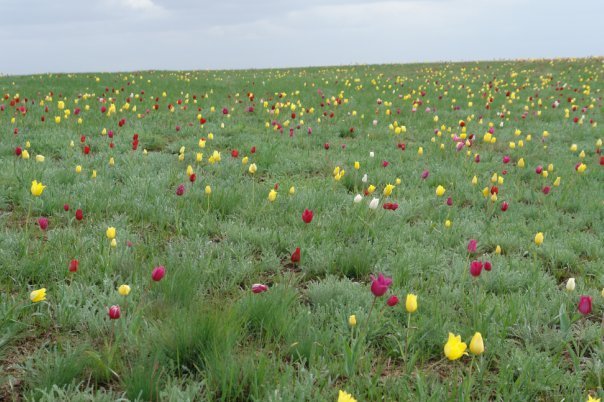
[108,305,121,319]
[421,170,429,179]
[231,149,239,158]
[63,204,70,212]
[382,160,389,167]
[222,107,229,115]
[503,156,510,164]
[176,184,185,196]
[291,247,300,263]
[370,273,392,297]
[324,143,330,150]
[578,296,592,315]
[542,186,551,195]
[535,165,543,174]
[484,261,492,271]
[302,209,314,223]
[446,197,453,206]
[252,283,268,293]
[251,146,256,154]
[189,173,196,183]
[474,154,480,163]
[501,201,509,211]
[470,260,483,277]
[38,217,49,231]
[15,146,22,156]
[383,202,399,211]
[75,209,83,221]
[151,266,166,282]
[386,295,399,306]
[69,259,79,272]
[467,239,477,254]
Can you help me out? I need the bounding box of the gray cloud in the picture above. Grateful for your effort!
[0,0,602,75]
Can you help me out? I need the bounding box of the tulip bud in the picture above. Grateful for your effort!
[151,266,166,282]
[566,278,576,291]
[470,332,484,355]
[348,315,357,327]
[252,283,268,293]
[386,295,399,307]
[108,305,121,319]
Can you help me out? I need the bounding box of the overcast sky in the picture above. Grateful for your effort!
[1,0,602,75]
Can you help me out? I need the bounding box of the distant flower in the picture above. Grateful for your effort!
[108,305,121,319]
[348,315,357,327]
[435,185,446,197]
[106,227,116,240]
[406,294,418,313]
[291,247,301,264]
[252,283,268,293]
[469,332,484,355]
[31,180,46,197]
[444,332,467,360]
[566,278,576,291]
[118,284,131,296]
[68,259,78,273]
[470,260,483,277]
[370,273,392,297]
[30,288,46,303]
[38,217,49,231]
[387,295,399,307]
[578,295,592,315]
[75,209,83,221]
[534,232,544,246]
[369,198,379,209]
[353,194,363,203]
[176,184,185,196]
[302,209,314,223]
[268,189,277,202]
[151,266,166,282]
[467,239,477,254]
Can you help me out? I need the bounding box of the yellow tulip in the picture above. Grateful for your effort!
[106,227,116,240]
[205,185,212,195]
[445,219,452,228]
[354,161,360,170]
[367,185,376,194]
[35,155,45,163]
[470,332,484,355]
[417,147,424,156]
[196,152,203,162]
[495,245,502,255]
[268,189,277,202]
[348,315,357,327]
[54,116,61,124]
[405,294,418,313]
[444,332,467,360]
[435,185,446,197]
[534,232,544,246]
[109,157,115,166]
[118,284,131,296]
[553,177,561,187]
[31,180,46,196]
[186,165,193,176]
[471,176,478,185]
[338,390,357,402]
[248,163,257,174]
[242,156,248,165]
[22,150,30,159]
[383,184,395,196]
[577,163,587,173]
[518,158,525,168]
[75,165,82,173]
[30,288,47,303]
[110,238,117,248]
[289,186,295,195]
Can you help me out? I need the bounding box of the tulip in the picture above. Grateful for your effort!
[421,170,430,180]
[68,259,78,273]
[469,332,484,355]
[110,239,117,248]
[470,260,483,277]
[435,185,446,197]
[118,284,131,296]
[291,247,300,264]
[578,295,592,315]
[268,189,277,202]
[370,273,392,297]
[484,261,492,271]
[31,180,46,197]
[566,278,576,291]
[353,194,363,203]
[387,295,399,307]
[152,266,166,282]
[406,294,418,313]
[248,163,257,174]
[348,315,357,327]
[495,245,502,255]
[338,390,357,402]
[302,209,313,223]
[75,209,83,221]
[369,198,379,209]
[106,227,116,240]
[36,155,45,163]
[176,184,185,196]
[108,305,121,319]
[38,217,49,231]
[467,239,477,254]
[205,185,212,195]
[501,201,509,212]
[534,232,544,246]
[444,332,467,360]
[22,150,30,159]
[289,186,295,195]
[361,174,368,183]
[30,288,46,303]
[383,184,395,196]
[252,283,268,293]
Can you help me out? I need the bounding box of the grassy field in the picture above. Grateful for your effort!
[0,58,603,401]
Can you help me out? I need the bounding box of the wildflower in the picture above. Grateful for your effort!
[68,259,78,273]
[353,194,362,203]
[30,288,46,303]
[106,227,116,240]
[383,184,395,196]
[248,163,257,174]
[470,332,485,355]
[566,278,576,291]
[252,283,268,293]
[151,266,166,282]
[534,232,544,246]
[467,239,477,254]
[369,198,379,209]
[176,184,185,196]
[387,295,399,307]
[338,390,357,402]
[370,273,392,297]
[31,180,46,197]
[302,209,313,223]
[291,247,301,264]
[406,294,418,313]
[205,185,212,195]
[470,261,483,277]
[444,332,467,360]
[348,315,357,327]
[268,189,277,202]
[38,217,49,231]
[118,284,131,296]
[436,185,446,197]
[75,209,83,221]
[108,305,121,319]
[578,296,592,315]
[288,186,295,195]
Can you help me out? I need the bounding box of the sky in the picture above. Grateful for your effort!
[0,0,602,75]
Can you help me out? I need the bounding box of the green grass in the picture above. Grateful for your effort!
[0,58,603,401]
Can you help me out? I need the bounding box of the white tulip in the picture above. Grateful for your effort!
[369,151,375,158]
[362,174,368,183]
[566,278,576,291]
[369,198,379,210]
[353,194,363,203]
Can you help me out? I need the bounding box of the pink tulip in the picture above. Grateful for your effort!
[108,305,121,319]
[370,273,392,297]
[467,239,477,254]
[578,296,592,315]
[151,266,166,282]
[252,283,269,293]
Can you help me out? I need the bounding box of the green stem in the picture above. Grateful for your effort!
[404,312,412,359]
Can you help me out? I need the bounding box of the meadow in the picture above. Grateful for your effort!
[0,58,602,401]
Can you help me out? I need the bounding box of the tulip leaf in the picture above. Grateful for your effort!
[558,304,570,336]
